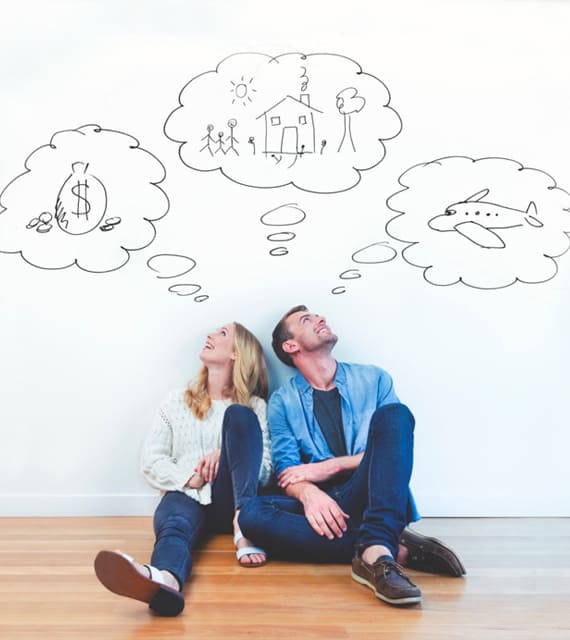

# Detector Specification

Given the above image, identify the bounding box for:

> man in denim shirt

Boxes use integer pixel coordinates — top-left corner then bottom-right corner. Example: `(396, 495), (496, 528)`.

(240, 305), (465, 606)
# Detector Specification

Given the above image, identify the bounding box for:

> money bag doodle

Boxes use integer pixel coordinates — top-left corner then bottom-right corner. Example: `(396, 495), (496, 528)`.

(55, 162), (108, 235)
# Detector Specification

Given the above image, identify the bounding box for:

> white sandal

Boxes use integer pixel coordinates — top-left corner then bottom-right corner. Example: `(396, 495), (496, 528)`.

(233, 531), (267, 567)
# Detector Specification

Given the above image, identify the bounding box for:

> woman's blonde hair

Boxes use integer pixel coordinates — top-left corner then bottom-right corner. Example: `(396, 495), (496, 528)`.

(184, 322), (268, 419)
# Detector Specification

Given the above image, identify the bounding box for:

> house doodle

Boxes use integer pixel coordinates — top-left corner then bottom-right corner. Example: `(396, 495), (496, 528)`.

(164, 52), (402, 194)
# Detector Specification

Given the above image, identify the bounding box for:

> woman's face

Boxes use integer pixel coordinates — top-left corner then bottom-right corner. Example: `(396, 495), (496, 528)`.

(200, 323), (236, 366)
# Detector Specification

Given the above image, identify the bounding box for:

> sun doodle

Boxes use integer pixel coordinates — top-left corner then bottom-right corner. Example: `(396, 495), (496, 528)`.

(229, 76), (257, 106)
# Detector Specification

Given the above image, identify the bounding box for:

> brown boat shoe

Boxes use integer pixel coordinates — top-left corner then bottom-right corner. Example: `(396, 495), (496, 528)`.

(400, 527), (466, 577)
(352, 553), (422, 606)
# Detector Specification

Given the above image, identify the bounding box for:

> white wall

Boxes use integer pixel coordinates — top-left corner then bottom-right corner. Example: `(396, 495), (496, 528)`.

(1, 0), (569, 516)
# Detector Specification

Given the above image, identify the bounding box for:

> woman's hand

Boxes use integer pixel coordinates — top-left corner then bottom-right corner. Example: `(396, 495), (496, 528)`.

(195, 449), (221, 483)
(186, 473), (206, 489)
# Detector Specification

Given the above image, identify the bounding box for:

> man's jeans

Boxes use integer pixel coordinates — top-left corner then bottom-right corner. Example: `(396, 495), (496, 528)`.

(150, 404), (263, 588)
(239, 402), (418, 562)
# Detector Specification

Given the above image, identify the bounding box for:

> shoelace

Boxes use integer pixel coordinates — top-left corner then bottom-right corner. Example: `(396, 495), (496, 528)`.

(375, 558), (409, 580)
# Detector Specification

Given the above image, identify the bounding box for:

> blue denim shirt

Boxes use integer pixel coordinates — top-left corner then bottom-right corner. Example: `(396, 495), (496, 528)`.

(268, 361), (400, 476)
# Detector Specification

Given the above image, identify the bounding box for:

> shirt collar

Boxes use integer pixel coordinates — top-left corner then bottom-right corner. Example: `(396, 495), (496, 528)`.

(294, 361), (345, 394)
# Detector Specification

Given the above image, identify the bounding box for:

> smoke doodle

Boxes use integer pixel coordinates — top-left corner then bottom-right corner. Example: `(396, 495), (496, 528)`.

(164, 52), (402, 194)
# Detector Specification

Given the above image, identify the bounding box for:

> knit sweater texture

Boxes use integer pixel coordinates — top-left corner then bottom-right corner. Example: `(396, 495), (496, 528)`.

(141, 388), (272, 505)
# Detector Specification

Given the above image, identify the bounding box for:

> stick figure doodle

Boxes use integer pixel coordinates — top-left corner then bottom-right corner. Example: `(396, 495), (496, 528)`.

(164, 51), (402, 194)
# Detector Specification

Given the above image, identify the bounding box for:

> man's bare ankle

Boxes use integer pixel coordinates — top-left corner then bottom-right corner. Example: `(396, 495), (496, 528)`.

(361, 544), (393, 565)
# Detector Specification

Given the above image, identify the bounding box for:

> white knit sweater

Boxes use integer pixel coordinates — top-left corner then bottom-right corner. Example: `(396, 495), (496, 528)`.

(141, 388), (272, 505)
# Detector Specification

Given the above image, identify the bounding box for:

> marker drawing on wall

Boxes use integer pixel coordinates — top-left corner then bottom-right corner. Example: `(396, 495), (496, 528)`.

(260, 203), (306, 256)
(146, 254), (209, 302)
(386, 156), (570, 289)
(0, 125), (168, 273)
(164, 52), (402, 194)
(428, 189), (542, 250)
(332, 242), (397, 294)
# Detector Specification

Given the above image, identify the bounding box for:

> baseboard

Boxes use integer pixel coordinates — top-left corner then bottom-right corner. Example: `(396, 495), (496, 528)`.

(0, 492), (566, 517)
(0, 493), (160, 517)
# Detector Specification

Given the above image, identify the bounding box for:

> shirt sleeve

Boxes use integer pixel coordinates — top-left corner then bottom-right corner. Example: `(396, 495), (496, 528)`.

(250, 396), (273, 486)
(140, 403), (191, 492)
(376, 368), (400, 407)
(268, 390), (303, 476)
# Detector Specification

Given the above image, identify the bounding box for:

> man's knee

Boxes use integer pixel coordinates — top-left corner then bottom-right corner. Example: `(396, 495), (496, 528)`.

(238, 497), (270, 536)
(370, 403), (415, 434)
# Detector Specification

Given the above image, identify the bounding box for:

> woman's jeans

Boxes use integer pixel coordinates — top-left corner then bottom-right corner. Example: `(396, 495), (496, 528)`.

(239, 403), (418, 562)
(150, 404), (263, 588)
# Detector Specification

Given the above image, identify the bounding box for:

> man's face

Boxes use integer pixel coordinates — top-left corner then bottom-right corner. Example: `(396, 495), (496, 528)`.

(284, 310), (338, 357)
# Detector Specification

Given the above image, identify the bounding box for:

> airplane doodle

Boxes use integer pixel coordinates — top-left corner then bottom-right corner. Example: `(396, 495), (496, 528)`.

(386, 156), (570, 289)
(428, 189), (543, 249)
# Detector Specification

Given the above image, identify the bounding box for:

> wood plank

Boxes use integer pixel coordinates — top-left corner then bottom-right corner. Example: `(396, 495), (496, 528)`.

(0, 518), (568, 640)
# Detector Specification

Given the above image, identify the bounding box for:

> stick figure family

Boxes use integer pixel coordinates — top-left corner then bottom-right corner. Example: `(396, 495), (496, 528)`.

(200, 120), (239, 156)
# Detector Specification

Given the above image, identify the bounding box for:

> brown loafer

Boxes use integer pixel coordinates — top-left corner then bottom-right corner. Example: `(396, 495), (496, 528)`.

(352, 553), (422, 606)
(400, 527), (466, 577)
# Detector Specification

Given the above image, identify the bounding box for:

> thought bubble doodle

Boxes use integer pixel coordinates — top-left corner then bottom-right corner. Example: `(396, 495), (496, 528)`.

(386, 156), (570, 289)
(332, 241), (397, 294)
(164, 52), (402, 194)
(260, 203), (306, 256)
(0, 124), (168, 272)
(147, 253), (209, 302)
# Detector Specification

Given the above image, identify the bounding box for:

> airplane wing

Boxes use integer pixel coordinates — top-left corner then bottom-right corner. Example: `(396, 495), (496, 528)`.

(454, 221), (506, 249)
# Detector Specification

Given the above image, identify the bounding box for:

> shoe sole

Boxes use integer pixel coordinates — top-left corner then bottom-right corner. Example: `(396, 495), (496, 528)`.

(351, 570), (422, 605)
(94, 550), (184, 616)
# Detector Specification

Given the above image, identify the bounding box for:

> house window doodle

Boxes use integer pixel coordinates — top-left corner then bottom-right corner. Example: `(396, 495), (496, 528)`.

(164, 52), (402, 194)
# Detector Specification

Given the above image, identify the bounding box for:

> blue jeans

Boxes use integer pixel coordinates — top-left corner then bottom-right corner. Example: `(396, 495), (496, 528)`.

(239, 403), (419, 562)
(150, 404), (263, 588)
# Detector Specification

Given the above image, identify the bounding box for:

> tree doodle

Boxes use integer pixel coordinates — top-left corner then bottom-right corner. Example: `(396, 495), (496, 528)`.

(259, 203), (306, 256)
(386, 156), (570, 289)
(164, 52), (402, 194)
(0, 125), (168, 273)
(331, 242), (397, 295)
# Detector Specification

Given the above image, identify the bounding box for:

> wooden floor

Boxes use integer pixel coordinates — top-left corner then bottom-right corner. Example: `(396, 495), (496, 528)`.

(0, 518), (568, 640)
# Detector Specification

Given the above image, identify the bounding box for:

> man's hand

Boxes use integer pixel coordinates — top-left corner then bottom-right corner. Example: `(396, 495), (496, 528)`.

(286, 481), (349, 540)
(195, 449), (221, 483)
(277, 460), (339, 488)
(277, 454), (363, 489)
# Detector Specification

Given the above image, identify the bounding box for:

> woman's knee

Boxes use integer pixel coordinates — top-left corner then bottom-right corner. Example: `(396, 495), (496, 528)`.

(154, 492), (204, 536)
(223, 404), (260, 435)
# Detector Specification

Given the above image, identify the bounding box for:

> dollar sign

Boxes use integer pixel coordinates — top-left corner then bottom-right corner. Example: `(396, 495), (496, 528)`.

(55, 162), (107, 235)
(71, 179), (91, 219)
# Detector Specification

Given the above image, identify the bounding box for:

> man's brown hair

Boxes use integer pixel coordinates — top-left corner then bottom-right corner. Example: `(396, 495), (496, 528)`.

(271, 305), (308, 367)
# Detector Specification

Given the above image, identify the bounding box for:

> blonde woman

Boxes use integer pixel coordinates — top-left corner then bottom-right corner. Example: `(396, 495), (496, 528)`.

(94, 322), (272, 616)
